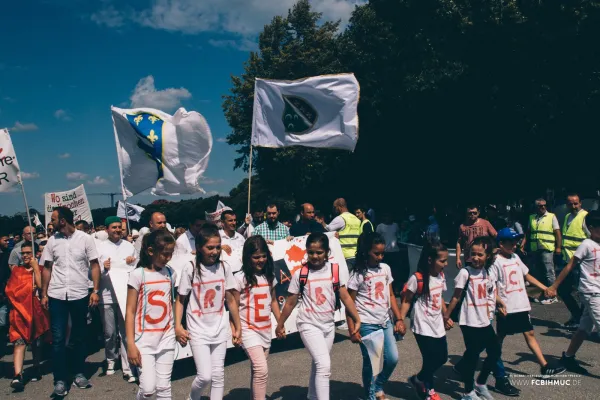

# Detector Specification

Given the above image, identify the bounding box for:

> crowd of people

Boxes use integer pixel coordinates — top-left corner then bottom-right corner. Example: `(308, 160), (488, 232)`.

(0, 193), (598, 400)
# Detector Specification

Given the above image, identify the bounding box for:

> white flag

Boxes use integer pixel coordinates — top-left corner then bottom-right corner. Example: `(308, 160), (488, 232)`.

(117, 201), (145, 222)
(111, 106), (213, 197)
(0, 128), (22, 193)
(33, 213), (43, 227)
(251, 74), (359, 151)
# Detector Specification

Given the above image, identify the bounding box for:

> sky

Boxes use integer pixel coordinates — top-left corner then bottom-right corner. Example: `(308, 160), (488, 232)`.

(0, 0), (362, 215)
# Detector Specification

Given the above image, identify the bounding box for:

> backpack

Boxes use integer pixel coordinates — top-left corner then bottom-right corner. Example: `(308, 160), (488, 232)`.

(401, 271), (424, 300)
(299, 263), (341, 310)
(450, 268), (471, 323)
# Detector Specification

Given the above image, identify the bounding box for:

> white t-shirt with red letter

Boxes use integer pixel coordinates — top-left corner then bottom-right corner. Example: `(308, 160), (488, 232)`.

(489, 253), (530, 314)
(178, 261), (236, 345)
(407, 272), (447, 338)
(454, 266), (492, 328)
(127, 267), (177, 355)
(574, 239), (600, 294)
(232, 273), (273, 349)
(287, 262), (348, 333)
(347, 263), (394, 325)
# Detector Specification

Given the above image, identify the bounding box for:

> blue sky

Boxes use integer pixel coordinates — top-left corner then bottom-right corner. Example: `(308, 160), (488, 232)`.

(0, 0), (361, 215)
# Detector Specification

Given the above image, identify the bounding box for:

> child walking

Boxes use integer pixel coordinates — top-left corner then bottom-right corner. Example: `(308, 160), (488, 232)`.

(401, 241), (452, 400)
(445, 236), (501, 400)
(347, 233), (402, 400)
(230, 236), (281, 400)
(276, 233), (361, 400)
(125, 230), (177, 400)
(174, 224), (241, 400)
(6, 243), (50, 391)
(547, 211), (600, 374)
(490, 228), (565, 396)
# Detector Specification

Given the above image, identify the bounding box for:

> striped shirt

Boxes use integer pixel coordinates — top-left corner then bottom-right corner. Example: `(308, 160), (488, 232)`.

(252, 221), (289, 241)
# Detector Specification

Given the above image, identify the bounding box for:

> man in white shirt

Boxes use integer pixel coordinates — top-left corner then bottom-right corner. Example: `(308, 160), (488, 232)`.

(220, 210), (246, 256)
(133, 212), (167, 256)
(40, 207), (100, 396)
(175, 215), (204, 257)
(96, 216), (137, 381)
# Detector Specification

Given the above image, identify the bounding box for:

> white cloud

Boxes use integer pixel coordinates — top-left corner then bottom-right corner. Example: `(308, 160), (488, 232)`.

(200, 177), (225, 185)
(216, 137), (227, 143)
(208, 38), (258, 52)
(10, 121), (38, 132)
(20, 172), (40, 179)
(91, 5), (126, 28)
(66, 172), (88, 180)
(54, 109), (72, 121)
(58, 153), (71, 159)
(88, 176), (109, 185)
(130, 75), (192, 110)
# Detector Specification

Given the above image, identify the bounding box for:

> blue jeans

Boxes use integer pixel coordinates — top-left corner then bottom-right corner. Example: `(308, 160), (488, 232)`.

(0, 303), (8, 327)
(49, 296), (89, 383)
(359, 321), (399, 399)
(494, 336), (507, 379)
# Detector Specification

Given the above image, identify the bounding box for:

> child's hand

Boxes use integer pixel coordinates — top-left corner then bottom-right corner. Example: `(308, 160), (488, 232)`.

(276, 324), (286, 339)
(395, 320), (406, 336)
(232, 326), (242, 347)
(127, 344), (142, 367)
(350, 331), (362, 343)
(445, 318), (454, 330)
(545, 286), (557, 298)
(350, 319), (361, 336)
(497, 303), (508, 318)
(175, 326), (191, 347)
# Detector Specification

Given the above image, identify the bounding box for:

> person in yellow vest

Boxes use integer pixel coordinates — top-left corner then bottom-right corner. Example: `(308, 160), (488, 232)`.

(354, 206), (374, 235)
(558, 194), (590, 330)
(520, 198), (562, 304)
(320, 198), (361, 271)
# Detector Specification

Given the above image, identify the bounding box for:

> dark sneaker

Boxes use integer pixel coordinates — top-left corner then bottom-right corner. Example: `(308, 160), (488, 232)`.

(409, 375), (427, 400)
(494, 377), (520, 397)
(30, 367), (42, 382)
(562, 319), (580, 331)
(72, 374), (92, 389)
(53, 380), (69, 397)
(560, 353), (588, 375)
(541, 363), (566, 378)
(10, 373), (25, 391)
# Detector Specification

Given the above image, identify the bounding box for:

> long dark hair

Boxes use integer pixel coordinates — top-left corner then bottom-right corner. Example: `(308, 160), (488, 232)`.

(416, 241), (448, 300)
(306, 233), (330, 269)
(470, 236), (496, 271)
(137, 229), (176, 269)
(241, 236), (275, 287)
(354, 232), (386, 276)
(194, 224), (222, 278)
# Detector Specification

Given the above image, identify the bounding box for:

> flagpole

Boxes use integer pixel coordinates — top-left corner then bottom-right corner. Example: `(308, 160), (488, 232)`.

(247, 145), (253, 215)
(18, 178), (35, 255)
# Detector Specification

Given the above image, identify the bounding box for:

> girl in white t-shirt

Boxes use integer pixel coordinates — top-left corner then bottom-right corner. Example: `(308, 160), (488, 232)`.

(444, 236), (501, 400)
(347, 232), (402, 400)
(276, 233), (361, 400)
(229, 236), (281, 400)
(125, 230), (177, 400)
(174, 224), (241, 400)
(400, 241), (452, 400)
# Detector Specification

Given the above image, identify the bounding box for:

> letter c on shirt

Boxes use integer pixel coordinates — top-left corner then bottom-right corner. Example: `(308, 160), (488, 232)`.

(509, 270), (518, 286)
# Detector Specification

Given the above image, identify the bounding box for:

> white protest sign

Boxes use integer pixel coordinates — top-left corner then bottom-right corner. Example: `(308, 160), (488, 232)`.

(44, 184), (93, 224)
(0, 129), (21, 193)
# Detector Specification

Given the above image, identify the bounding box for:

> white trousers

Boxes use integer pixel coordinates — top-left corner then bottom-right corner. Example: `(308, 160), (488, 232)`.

(137, 349), (175, 399)
(99, 304), (132, 376)
(189, 341), (228, 400)
(299, 325), (335, 400)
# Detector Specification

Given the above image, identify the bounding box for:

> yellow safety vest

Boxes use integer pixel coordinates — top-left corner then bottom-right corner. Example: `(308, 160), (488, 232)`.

(562, 210), (588, 260)
(339, 212), (361, 259)
(359, 219), (374, 235)
(529, 213), (556, 252)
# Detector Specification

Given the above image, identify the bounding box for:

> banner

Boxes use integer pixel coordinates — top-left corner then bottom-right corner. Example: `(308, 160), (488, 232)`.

(0, 128), (21, 193)
(117, 201), (145, 222)
(205, 201), (232, 228)
(44, 184), (92, 225)
(251, 74), (360, 151)
(111, 106), (213, 197)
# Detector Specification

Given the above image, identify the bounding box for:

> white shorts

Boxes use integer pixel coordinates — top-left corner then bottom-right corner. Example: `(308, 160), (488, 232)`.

(579, 293), (600, 334)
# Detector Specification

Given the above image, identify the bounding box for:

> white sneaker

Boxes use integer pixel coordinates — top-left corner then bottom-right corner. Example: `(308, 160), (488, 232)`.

(127, 375), (137, 383)
(106, 360), (116, 376)
(540, 297), (559, 305)
(475, 384), (494, 400)
(461, 390), (482, 400)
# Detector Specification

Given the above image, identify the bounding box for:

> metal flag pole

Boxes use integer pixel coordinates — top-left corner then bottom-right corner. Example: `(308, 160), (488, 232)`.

(247, 145), (253, 215)
(18, 178), (35, 255)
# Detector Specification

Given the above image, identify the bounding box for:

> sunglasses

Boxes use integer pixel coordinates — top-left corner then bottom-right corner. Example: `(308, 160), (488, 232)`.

(537, 204), (547, 208)
(467, 211), (478, 215)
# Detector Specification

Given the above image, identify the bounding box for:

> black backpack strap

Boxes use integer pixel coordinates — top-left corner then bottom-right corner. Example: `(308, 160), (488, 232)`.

(298, 264), (310, 298)
(331, 263), (341, 310)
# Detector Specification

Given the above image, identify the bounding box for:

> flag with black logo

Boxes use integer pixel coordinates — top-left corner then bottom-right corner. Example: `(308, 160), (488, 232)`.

(251, 74), (359, 151)
(117, 201), (145, 222)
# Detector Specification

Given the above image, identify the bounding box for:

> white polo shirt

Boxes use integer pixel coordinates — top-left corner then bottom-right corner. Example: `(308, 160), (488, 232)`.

(97, 238), (137, 304)
(219, 229), (246, 253)
(41, 229), (99, 301)
(175, 230), (196, 257)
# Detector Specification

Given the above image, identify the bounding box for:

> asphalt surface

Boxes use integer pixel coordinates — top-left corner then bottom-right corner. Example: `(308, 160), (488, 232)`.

(1, 299), (599, 399)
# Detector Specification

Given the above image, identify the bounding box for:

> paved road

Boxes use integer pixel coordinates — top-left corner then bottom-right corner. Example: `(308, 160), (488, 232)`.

(1, 300), (598, 399)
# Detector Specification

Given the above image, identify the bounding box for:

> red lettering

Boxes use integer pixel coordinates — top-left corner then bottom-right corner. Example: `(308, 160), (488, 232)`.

(204, 289), (216, 308)
(253, 293), (269, 322)
(315, 287), (327, 305)
(280, 270), (290, 284)
(431, 293), (441, 310)
(145, 291), (167, 324)
(374, 281), (385, 300)
(477, 283), (486, 299)
(509, 270), (518, 286)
